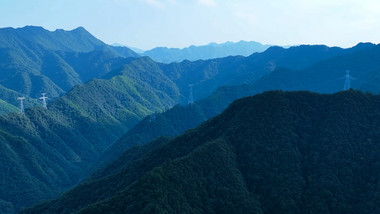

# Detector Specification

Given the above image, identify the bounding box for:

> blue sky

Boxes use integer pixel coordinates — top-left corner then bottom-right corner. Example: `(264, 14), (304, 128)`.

(1, 0), (380, 50)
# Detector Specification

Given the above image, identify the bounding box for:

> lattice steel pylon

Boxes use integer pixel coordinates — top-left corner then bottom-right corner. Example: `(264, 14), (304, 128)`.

(17, 97), (25, 113)
(39, 93), (48, 109)
(188, 84), (194, 105)
(340, 70), (356, 90)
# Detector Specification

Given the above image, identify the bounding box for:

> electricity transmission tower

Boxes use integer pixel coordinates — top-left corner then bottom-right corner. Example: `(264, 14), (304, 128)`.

(39, 93), (48, 109)
(340, 70), (356, 90)
(17, 97), (25, 113)
(188, 84), (194, 105)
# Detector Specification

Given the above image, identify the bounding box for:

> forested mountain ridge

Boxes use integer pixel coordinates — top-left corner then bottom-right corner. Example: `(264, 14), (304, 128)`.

(1, 25), (379, 213)
(160, 44), (349, 102)
(0, 25), (376, 105)
(94, 83), (255, 169)
(95, 42), (380, 172)
(142, 40), (270, 63)
(0, 57), (179, 213)
(22, 90), (380, 214)
(0, 25), (372, 106)
(248, 43), (380, 94)
(0, 26), (138, 98)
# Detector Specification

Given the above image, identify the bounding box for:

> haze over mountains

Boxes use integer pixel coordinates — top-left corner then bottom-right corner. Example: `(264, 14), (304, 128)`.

(0, 25), (344, 113)
(136, 41), (271, 63)
(1, 25), (380, 213)
(95, 42), (380, 171)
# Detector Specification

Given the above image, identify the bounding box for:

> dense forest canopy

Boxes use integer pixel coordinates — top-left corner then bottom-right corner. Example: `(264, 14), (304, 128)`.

(22, 90), (380, 214)
(2, 26), (380, 214)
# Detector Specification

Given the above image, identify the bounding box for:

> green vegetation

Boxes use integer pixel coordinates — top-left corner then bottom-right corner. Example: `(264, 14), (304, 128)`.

(94, 83), (255, 169)
(160, 44), (347, 102)
(93, 43), (380, 180)
(0, 85), (40, 115)
(93, 104), (207, 171)
(0, 56), (179, 212)
(0, 99), (18, 115)
(0, 199), (14, 214)
(0, 26), (139, 98)
(22, 90), (380, 213)
(249, 43), (380, 94)
(2, 25), (380, 214)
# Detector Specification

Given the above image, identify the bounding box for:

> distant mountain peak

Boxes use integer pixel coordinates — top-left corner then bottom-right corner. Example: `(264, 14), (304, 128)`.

(71, 26), (90, 34)
(351, 42), (376, 50)
(73, 26), (86, 31)
(20, 25), (44, 29)
(143, 40), (271, 63)
(12, 25), (91, 35)
(0, 25), (139, 98)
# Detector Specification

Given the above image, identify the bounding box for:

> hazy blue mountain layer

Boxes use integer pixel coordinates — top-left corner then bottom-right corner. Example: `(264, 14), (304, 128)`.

(0, 25), (368, 107)
(160, 44), (348, 102)
(247, 43), (380, 94)
(142, 41), (270, 63)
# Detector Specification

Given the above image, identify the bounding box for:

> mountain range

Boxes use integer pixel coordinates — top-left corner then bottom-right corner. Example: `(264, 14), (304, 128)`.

(249, 42), (380, 94)
(0, 25), (347, 108)
(0, 26), (372, 109)
(22, 90), (380, 214)
(94, 42), (380, 171)
(0, 56), (179, 213)
(0, 26), (138, 100)
(1, 25), (380, 213)
(139, 41), (271, 63)
(159, 44), (347, 102)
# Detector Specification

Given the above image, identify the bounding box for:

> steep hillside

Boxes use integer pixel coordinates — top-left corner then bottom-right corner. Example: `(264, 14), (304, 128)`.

(0, 99), (19, 115)
(0, 85), (40, 115)
(94, 104), (207, 170)
(0, 26), (138, 98)
(22, 90), (380, 214)
(98, 42), (380, 169)
(143, 41), (270, 63)
(95, 84), (254, 169)
(0, 57), (179, 213)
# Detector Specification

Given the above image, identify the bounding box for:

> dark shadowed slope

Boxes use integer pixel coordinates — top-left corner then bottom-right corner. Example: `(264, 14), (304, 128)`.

(95, 83), (255, 169)
(22, 90), (380, 214)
